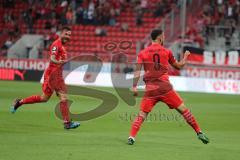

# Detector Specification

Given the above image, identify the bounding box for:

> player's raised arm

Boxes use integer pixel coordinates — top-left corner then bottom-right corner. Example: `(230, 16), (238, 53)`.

(171, 50), (191, 70)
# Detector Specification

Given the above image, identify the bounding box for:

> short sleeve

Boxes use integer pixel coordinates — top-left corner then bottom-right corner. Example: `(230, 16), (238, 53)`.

(137, 51), (143, 63)
(168, 50), (176, 64)
(50, 45), (58, 56)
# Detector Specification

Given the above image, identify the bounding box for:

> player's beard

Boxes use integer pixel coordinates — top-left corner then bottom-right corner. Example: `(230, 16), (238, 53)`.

(159, 39), (164, 46)
(62, 38), (70, 44)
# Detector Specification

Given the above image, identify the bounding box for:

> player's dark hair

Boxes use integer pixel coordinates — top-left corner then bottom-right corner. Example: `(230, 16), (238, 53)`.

(151, 29), (163, 40)
(61, 26), (71, 31)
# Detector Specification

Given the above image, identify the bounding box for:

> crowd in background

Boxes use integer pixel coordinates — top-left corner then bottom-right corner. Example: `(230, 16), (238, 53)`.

(186, 0), (240, 48)
(2, 0), (240, 57)
(0, 0), (177, 56)
(2, 0), (177, 31)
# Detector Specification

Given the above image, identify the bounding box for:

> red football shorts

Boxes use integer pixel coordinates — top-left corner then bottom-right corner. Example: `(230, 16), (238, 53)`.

(140, 89), (183, 113)
(42, 69), (67, 96)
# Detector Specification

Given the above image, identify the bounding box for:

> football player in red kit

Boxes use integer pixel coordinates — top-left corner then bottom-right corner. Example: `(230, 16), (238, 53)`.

(128, 29), (209, 145)
(11, 26), (80, 129)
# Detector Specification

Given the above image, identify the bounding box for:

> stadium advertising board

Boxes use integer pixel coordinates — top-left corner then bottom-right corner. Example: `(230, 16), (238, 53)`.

(183, 46), (240, 66)
(39, 63), (240, 95)
(181, 66), (240, 80)
(0, 58), (49, 81)
(182, 46), (240, 80)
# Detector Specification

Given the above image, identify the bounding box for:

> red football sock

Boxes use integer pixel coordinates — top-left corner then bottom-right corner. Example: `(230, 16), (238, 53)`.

(60, 100), (70, 123)
(20, 95), (44, 105)
(182, 109), (201, 133)
(129, 115), (145, 138)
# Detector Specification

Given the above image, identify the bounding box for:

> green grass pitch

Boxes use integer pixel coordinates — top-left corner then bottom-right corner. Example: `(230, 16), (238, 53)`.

(0, 80), (240, 160)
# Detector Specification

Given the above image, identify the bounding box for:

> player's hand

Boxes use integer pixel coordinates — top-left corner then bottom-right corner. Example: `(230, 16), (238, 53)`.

(184, 50), (191, 58)
(132, 86), (138, 96)
(59, 60), (67, 64)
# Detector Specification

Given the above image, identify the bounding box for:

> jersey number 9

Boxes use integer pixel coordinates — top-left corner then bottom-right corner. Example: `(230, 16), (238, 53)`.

(153, 53), (160, 70)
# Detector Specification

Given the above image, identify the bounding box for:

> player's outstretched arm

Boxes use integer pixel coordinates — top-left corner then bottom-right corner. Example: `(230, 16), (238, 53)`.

(171, 50), (190, 70)
(132, 63), (142, 96)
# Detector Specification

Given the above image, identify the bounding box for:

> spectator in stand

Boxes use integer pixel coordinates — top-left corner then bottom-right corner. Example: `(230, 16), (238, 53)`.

(135, 1), (144, 26)
(185, 26), (204, 47)
(95, 27), (107, 36)
(8, 21), (15, 37)
(156, 0), (173, 17)
(109, 7), (116, 26)
(3, 37), (13, 49)
(109, 13), (116, 26)
(22, 7), (35, 33)
(141, 0), (148, 12)
(101, 1), (111, 25)
(233, 1), (240, 24)
(66, 7), (74, 24)
(55, 2), (64, 20)
(13, 22), (20, 37)
(76, 5), (84, 24)
(57, 1), (69, 24)
(154, 1), (164, 17)
(111, 0), (121, 16)
(3, 11), (15, 23)
(96, 2), (105, 25)
(121, 23), (129, 32)
(87, 0), (96, 24)
(203, 11), (213, 37)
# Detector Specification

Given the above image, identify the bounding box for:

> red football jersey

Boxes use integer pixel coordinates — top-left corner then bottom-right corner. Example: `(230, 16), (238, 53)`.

(45, 38), (67, 78)
(49, 38), (67, 67)
(137, 43), (176, 82)
(48, 38), (67, 71)
(42, 38), (67, 96)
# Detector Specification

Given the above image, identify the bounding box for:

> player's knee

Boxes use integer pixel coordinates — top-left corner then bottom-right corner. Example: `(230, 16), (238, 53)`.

(176, 103), (187, 113)
(60, 98), (67, 102)
(59, 95), (67, 101)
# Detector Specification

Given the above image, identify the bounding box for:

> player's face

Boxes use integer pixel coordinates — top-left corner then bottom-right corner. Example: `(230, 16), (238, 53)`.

(61, 30), (71, 44)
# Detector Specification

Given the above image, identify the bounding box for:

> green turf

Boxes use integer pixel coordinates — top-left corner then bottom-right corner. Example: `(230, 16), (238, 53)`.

(0, 80), (240, 160)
